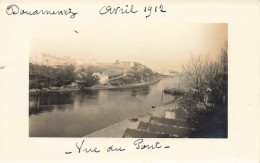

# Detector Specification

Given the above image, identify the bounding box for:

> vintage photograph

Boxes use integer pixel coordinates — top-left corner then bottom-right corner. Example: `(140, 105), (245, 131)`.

(29, 23), (228, 138)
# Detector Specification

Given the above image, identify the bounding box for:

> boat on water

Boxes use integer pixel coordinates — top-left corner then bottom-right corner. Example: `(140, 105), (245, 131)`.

(163, 88), (184, 96)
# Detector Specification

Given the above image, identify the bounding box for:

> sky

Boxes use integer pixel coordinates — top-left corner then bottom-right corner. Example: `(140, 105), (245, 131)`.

(29, 10), (227, 73)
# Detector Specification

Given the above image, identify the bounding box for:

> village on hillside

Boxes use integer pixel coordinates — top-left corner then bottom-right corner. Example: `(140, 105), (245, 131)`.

(29, 54), (166, 92)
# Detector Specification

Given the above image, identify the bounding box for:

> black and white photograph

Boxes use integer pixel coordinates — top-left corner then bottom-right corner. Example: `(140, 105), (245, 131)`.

(29, 24), (228, 138)
(1, 0), (259, 162)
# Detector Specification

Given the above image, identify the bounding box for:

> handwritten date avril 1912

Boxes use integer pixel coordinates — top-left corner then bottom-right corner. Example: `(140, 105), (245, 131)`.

(6, 4), (165, 19)
(65, 139), (170, 154)
(99, 4), (166, 18)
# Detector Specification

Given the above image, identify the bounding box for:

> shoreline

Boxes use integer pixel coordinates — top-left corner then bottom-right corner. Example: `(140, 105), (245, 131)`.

(29, 78), (161, 94)
(83, 78), (160, 90)
(85, 98), (180, 138)
(29, 88), (80, 94)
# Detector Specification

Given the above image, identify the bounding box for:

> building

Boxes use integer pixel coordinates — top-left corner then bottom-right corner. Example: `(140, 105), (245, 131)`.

(30, 54), (77, 67)
(92, 72), (108, 84)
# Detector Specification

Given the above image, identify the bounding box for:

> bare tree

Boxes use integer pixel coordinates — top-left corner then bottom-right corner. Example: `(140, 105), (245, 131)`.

(179, 42), (228, 137)
(181, 42), (228, 110)
(181, 55), (209, 108)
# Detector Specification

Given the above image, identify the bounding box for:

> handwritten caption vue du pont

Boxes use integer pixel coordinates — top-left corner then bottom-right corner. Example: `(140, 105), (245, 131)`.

(5, 4), (166, 19)
(65, 139), (170, 154)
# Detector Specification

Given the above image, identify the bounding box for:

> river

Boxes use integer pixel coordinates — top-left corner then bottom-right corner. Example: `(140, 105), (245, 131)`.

(29, 77), (180, 137)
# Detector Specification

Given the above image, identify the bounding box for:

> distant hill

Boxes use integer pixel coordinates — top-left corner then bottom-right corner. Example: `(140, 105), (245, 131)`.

(79, 63), (126, 77)
(108, 62), (158, 86)
(29, 61), (159, 89)
(78, 62), (158, 86)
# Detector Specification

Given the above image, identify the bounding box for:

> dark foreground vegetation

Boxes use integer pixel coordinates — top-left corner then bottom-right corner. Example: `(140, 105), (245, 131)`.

(180, 42), (228, 138)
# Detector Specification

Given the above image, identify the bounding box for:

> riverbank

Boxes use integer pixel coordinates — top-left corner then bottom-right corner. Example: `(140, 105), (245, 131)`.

(29, 78), (161, 94)
(83, 78), (160, 90)
(85, 97), (180, 138)
(29, 87), (80, 94)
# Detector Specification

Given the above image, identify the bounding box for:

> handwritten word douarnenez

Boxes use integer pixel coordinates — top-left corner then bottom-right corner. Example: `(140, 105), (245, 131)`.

(6, 4), (78, 18)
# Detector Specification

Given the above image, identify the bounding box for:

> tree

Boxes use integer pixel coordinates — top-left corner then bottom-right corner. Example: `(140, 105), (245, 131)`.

(181, 42), (228, 108)
(29, 64), (77, 89)
(78, 72), (100, 87)
(180, 42), (228, 137)
(181, 55), (210, 108)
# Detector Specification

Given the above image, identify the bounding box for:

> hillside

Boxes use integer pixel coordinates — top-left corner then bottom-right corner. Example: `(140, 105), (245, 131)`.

(78, 62), (158, 87)
(107, 62), (158, 86)
(29, 61), (159, 90)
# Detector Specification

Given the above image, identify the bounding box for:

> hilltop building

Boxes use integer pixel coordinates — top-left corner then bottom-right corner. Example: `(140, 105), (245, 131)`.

(92, 72), (109, 84)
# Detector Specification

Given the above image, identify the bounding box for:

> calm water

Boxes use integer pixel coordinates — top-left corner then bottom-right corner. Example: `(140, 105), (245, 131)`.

(29, 77), (179, 137)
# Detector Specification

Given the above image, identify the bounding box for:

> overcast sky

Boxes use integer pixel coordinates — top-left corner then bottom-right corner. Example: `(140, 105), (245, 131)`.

(29, 8), (227, 72)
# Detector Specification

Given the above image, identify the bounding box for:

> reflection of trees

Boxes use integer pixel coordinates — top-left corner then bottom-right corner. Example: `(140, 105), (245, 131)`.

(76, 90), (100, 103)
(29, 92), (75, 116)
(29, 90), (102, 115)
(29, 106), (54, 116)
(81, 90), (99, 96)
(30, 92), (74, 106)
(29, 105), (72, 116)
(131, 86), (150, 97)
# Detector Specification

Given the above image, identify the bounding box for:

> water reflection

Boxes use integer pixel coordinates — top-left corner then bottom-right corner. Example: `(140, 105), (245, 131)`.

(29, 106), (54, 116)
(30, 92), (74, 106)
(29, 78), (179, 137)
(29, 92), (75, 116)
(129, 86), (150, 97)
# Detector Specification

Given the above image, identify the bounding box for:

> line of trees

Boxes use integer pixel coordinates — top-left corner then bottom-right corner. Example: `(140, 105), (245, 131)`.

(29, 64), (76, 89)
(29, 64), (100, 89)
